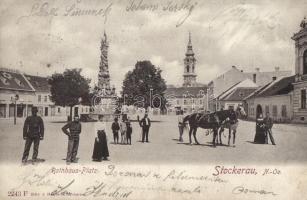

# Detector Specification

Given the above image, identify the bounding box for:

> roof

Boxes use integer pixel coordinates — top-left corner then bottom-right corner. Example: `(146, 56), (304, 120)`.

(257, 75), (295, 97)
(24, 74), (50, 93)
(243, 70), (292, 86)
(220, 87), (257, 101)
(217, 78), (258, 100)
(244, 75), (295, 99)
(0, 69), (35, 92)
(165, 86), (207, 98)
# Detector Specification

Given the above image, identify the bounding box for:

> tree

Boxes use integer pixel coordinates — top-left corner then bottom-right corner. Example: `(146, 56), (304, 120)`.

(122, 61), (167, 110)
(48, 68), (91, 120)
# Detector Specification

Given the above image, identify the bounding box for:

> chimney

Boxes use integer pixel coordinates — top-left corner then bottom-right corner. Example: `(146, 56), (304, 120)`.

(253, 73), (257, 83)
(255, 67), (260, 72)
(275, 67), (280, 71)
(272, 76), (277, 81)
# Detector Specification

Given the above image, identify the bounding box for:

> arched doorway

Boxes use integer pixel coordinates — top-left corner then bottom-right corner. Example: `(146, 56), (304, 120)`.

(256, 104), (263, 118)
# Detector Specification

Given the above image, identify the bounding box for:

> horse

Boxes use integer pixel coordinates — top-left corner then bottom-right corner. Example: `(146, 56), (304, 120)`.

(216, 106), (247, 147)
(183, 107), (246, 147)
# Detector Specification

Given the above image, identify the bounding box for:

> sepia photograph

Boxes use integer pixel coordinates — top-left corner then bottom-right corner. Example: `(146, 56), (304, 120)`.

(0, 0), (307, 199)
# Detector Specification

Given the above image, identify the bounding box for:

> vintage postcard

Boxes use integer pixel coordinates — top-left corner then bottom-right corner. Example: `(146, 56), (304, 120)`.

(0, 0), (307, 199)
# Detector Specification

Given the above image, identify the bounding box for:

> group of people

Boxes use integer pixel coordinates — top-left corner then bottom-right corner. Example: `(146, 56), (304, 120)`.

(21, 107), (152, 165)
(21, 107), (276, 165)
(177, 108), (276, 146)
(254, 112), (276, 145)
(111, 115), (132, 145)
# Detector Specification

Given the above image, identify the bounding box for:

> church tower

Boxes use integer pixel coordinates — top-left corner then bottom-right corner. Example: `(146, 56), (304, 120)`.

(183, 32), (197, 87)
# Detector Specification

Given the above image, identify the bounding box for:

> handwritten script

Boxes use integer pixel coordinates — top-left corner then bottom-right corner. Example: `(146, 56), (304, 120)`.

(17, 0), (198, 27)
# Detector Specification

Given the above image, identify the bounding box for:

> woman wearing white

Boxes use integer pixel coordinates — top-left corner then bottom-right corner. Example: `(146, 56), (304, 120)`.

(92, 115), (109, 161)
(120, 118), (127, 144)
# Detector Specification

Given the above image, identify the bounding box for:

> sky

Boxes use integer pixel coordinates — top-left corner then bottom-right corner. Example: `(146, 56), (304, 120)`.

(0, 0), (306, 93)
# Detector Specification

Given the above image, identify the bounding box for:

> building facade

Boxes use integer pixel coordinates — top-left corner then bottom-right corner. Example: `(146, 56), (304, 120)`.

(292, 18), (307, 123)
(244, 76), (295, 122)
(208, 66), (250, 111)
(0, 68), (90, 119)
(219, 87), (257, 111)
(208, 66), (292, 112)
(165, 86), (207, 114)
(0, 68), (35, 118)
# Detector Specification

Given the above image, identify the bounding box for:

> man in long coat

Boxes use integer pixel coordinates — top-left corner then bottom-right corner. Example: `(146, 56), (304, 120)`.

(140, 114), (151, 143)
(22, 107), (44, 163)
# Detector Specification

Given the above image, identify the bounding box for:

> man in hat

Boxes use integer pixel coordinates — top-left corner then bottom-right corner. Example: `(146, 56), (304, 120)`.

(140, 113), (151, 143)
(264, 112), (276, 145)
(62, 115), (82, 164)
(22, 106), (44, 163)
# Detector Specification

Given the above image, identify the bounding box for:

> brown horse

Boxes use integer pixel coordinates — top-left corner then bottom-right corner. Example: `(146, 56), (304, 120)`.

(183, 107), (246, 147)
(217, 106), (246, 147)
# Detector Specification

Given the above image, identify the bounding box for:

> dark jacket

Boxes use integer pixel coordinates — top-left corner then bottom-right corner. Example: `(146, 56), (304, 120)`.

(111, 122), (120, 133)
(23, 115), (44, 138)
(229, 111), (238, 124)
(126, 122), (132, 136)
(140, 117), (151, 128)
(62, 121), (81, 138)
(264, 117), (273, 129)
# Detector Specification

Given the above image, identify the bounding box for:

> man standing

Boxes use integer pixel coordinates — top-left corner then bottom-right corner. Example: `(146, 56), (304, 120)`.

(22, 107), (44, 164)
(140, 114), (151, 143)
(62, 115), (82, 164)
(178, 110), (184, 142)
(264, 112), (276, 145)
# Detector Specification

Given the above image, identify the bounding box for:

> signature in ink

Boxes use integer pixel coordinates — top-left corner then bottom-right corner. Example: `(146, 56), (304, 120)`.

(232, 186), (278, 196)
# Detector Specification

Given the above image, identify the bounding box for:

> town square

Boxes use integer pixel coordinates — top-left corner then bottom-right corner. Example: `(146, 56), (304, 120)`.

(0, 115), (307, 164)
(0, 0), (307, 199)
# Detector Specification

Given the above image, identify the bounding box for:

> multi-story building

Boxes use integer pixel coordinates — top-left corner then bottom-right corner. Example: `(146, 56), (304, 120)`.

(0, 68), (35, 118)
(208, 66), (292, 111)
(292, 18), (307, 123)
(0, 68), (90, 119)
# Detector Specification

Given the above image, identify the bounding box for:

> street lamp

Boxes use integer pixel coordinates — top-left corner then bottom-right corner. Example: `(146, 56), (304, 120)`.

(11, 94), (19, 125)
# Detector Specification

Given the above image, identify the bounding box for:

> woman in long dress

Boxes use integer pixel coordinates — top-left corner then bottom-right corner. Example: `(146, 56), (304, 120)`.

(254, 114), (266, 144)
(92, 115), (109, 161)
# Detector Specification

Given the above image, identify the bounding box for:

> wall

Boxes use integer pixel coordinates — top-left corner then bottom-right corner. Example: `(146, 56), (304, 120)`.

(245, 94), (293, 122)
(166, 95), (207, 114)
(292, 81), (307, 123)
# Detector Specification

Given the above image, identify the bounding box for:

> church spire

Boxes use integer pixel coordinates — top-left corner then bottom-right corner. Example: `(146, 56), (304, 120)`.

(186, 31), (194, 56)
(183, 32), (197, 87)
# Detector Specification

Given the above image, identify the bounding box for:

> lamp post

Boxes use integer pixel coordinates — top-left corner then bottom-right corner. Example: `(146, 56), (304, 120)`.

(11, 94), (19, 125)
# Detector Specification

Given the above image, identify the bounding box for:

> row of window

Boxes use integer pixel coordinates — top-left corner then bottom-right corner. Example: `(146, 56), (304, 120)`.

(181, 99), (203, 105)
(37, 95), (51, 103)
(249, 105), (288, 117)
